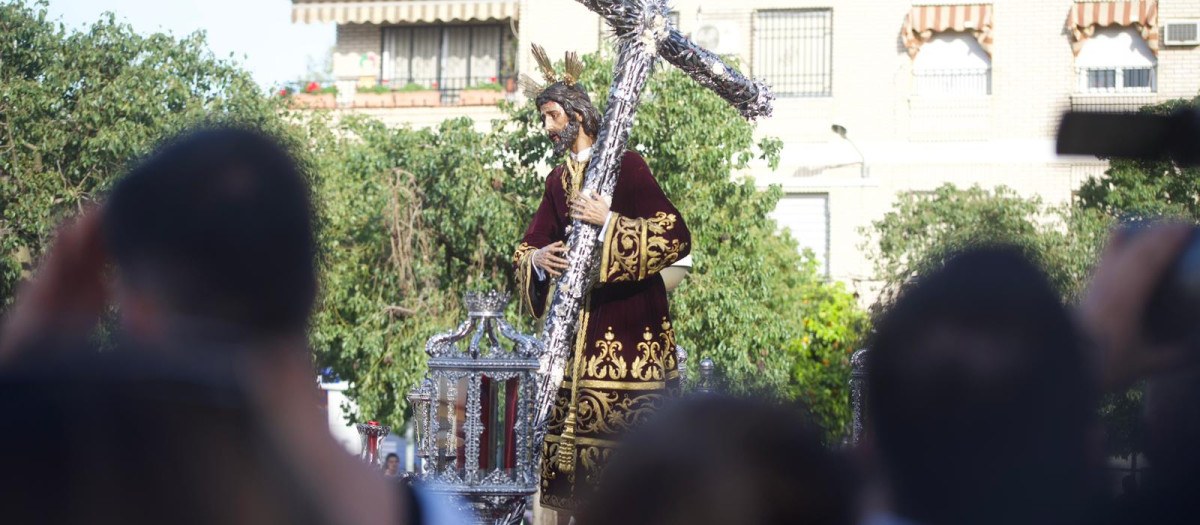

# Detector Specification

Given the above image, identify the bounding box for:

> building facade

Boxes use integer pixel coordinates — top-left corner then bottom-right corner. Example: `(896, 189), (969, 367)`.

(293, 0), (1200, 301)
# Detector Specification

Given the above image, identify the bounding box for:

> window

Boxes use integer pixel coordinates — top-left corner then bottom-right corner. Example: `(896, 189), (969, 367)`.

(382, 24), (507, 103)
(754, 9), (833, 97)
(912, 31), (991, 96)
(1075, 27), (1156, 94)
(770, 193), (830, 275)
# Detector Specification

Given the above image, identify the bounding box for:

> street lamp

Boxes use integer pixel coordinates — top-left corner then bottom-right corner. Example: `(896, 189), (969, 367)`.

(832, 124), (869, 179)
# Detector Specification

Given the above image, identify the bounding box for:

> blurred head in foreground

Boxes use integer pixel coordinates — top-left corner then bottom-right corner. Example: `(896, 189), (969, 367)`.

(104, 126), (316, 345)
(578, 396), (855, 525)
(1139, 365), (1200, 523)
(868, 246), (1098, 525)
(0, 351), (325, 525)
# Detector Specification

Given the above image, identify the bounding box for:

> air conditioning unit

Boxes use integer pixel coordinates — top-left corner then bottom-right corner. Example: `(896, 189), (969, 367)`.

(693, 21), (742, 56)
(1162, 20), (1200, 46)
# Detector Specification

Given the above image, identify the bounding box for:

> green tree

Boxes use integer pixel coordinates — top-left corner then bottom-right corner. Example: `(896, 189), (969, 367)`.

(0, 2), (312, 308)
(317, 52), (869, 430)
(1073, 95), (1200, 458)
(308, 115), (543, 424)
(1076, 96), (1200, 219)
(786, 253), (870, 444)
(864, 184), (1109, 309)
(863, 183), (1170, 455)
(494, 52), (859, 397)
(0, 4), (869, 438)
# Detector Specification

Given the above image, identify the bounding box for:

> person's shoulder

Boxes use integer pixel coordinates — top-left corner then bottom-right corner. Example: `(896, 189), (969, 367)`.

(620, 150), (652, 175)
(543, 163), (564, 189)
(622, 150), (648, 165)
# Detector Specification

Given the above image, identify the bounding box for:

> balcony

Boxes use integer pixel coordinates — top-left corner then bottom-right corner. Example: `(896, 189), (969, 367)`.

(912, 68), (992, 97)
(283, 76), (517, 110)
(1069, 93), (1159, 113)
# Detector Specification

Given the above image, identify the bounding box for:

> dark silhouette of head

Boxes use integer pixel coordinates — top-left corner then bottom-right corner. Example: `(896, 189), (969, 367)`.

(578, 396), (855, 525)
(1145, 365), (1200, 484)
(537, 81), (601, 158)
(104, 127), (316, 342)
(0, 351), (329, 525)
(867, 246), (1098, 525)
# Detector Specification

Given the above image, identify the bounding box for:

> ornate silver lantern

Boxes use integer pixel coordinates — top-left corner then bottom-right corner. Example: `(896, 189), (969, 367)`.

(407, 377), (434, 474)
(356, 421), (391, 467)
(409, 291), (542, 524)
(695, 357), (716, 394)
(849, 348), (871, 445)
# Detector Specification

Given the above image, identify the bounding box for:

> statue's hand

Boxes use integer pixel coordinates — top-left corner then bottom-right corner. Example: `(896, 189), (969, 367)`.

(533, 241), (569, 278)
(569, 190), (610, 227)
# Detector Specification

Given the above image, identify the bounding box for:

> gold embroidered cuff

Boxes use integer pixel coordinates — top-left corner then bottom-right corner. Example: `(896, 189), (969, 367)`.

(513, 242), (540, 316)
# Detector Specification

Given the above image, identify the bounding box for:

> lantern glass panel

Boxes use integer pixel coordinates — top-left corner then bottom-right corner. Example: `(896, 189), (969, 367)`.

(434, 376), (458, 468)
(453, 375), (470, 475)
(481, 374), (521, 481)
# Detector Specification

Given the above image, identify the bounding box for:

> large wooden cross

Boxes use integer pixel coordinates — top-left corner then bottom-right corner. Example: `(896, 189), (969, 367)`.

(532, 0), (774, 436)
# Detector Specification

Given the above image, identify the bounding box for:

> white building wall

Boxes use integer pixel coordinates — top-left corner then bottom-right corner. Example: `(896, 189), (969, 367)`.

(319, 0), (1200, 303)
(334, 23), (385, 84)
(1159, 0), (1200, 99)
(320, 380), (362, 454)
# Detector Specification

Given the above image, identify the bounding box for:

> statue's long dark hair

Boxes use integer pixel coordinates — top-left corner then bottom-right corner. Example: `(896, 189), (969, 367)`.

(536, 82), (602, 139)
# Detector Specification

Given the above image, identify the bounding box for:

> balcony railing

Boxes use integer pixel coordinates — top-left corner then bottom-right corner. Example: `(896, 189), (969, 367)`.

(281, 77), (517, 110)
(1069, 93), (1158, 113)
(381, 76), (515, 106)
(912, 68), (992, 97)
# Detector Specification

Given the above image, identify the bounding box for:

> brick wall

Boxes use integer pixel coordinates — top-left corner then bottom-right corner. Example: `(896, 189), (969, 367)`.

(1158, 1), (1200, 99)
(333, 24), (383, 81)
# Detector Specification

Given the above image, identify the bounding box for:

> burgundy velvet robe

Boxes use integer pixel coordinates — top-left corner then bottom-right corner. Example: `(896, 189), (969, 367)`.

(512, 151), (690, 512)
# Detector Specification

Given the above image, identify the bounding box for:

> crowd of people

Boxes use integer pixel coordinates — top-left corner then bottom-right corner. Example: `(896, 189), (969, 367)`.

(1, 125), (1198, 525)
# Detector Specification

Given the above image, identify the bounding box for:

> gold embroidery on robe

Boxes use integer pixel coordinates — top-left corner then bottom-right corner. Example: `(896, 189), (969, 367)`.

(586, 328), (628, 380)
(541, 440), (558, 487)
(575, 389), (664, 435)
(660, 318), (677, 366)
(562, 158), (585, 203)
(631, 327), (665, 381)
(548, 388), (570, 433)
(580, 445), (613, 485)
(599, 211), (687, 283)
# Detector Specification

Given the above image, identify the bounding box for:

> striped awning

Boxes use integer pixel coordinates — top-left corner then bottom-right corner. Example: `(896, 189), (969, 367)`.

(901, 4), (995, 58)
(292, 1), (519, 24)
(1069, 1), (1158, 56)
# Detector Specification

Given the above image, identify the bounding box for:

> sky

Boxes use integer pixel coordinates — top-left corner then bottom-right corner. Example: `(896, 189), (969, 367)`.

(45, 0), (336, 90)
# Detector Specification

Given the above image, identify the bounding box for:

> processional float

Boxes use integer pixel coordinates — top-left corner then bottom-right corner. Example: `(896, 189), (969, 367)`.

(402, 0), (774, 522)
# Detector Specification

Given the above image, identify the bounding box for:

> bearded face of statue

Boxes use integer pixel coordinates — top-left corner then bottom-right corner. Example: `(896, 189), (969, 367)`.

(540, 100), (581, 159)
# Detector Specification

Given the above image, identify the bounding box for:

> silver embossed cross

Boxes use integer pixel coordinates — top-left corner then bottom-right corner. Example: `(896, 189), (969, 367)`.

(533, 0), (774, 441)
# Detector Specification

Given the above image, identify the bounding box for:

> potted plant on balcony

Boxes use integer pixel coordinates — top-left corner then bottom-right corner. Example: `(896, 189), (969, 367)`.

(354, 84), (396, 108)
(459, 78), (506, 106)
(392, 82), (441, 107)
(289, 82), (337, 109)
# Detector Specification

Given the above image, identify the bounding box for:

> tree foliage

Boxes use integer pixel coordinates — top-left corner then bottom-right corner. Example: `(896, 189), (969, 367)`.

(863, 177), (1200, 456)
(308, 115), (543, 424)
(785, 254), (870, 444)
(1076, 96), (1200, 219)
(320, 52), (867, 428)
(0, 2), (310, 307)
(865, 184), (1110, 309)
(1, 3), (869, 438)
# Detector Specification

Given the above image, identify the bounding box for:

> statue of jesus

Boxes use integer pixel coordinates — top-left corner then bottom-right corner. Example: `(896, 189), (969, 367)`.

(512, 47), (691, 517)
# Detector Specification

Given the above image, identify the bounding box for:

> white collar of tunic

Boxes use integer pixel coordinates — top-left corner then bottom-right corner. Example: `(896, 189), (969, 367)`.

(570, 146), (593, 163)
